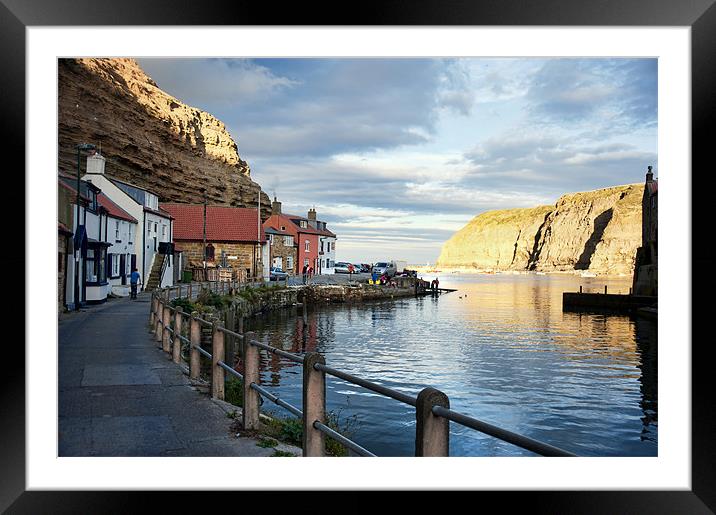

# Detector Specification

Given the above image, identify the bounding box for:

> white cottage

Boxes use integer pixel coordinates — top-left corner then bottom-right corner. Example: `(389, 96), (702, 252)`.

(82, 153), (176, 290)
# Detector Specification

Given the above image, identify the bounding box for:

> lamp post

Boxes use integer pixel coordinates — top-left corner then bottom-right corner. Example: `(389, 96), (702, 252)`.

(74, 143), (96, 311)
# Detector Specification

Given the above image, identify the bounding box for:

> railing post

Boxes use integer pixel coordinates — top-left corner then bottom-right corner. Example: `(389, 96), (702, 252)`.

(155, 298), (164, 345)
(162, 305), (172, 353)
(579, 285), (583, 294)
(243, 331), (260, 431)
(211, 322), (225, 400)
(302, 352), (326, 457)
(190, 313), (201, 380)
(604, 285), (608, 294)
(149, 292), (156, 328)
(415, 387), (450, 457)
(173, 307), (183, 364)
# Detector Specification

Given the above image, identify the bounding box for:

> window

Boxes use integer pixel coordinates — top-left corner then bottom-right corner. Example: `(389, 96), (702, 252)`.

(205, 243), (215, 261)
(300, 221), (307, 228)
(111, 254), (120, 277)
(154, 222), (157, 233)
(305, 240), (310, 252)
(115, 220), (120, 241)
(284, 235), (293, 246)
(128, 225), (133, 243)
(281, 226), (286, 231)
(85, 249), (97, 282)
(320, 240), (324, 252)
(85, 246), (107, 283)
(161, 224), (166, 238)
(269, 234), (274, 245)
(304, 259), (309, 267)
(287, 256), (293, 270)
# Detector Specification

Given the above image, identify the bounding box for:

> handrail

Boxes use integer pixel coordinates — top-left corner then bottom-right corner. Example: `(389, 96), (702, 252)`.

(431, 406), (576, 457)
(314, 362), (417, 407)
(151, 280), (578, 458)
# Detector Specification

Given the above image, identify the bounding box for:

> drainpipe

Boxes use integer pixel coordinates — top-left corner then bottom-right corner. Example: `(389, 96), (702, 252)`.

(141, 210), (146, 291)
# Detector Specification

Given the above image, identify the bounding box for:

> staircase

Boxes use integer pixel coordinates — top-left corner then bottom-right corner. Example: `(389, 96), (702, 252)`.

(145, 254), (166, 291)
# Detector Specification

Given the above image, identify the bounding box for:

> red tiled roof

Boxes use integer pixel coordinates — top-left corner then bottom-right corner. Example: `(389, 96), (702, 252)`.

(98, 193), (137, 223)
(161, 203), (265, 242)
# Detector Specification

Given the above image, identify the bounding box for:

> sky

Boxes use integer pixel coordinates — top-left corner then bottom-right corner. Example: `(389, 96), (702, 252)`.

(137, 58), (657, 264)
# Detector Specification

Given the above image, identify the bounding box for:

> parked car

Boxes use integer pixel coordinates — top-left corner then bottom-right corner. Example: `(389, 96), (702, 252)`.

(372, 261), (397, 278)
(269, 267), (289, 281)
(360, 263), (372, 273)
(334, 262), (354, 274)
(353, 264), (365, 274)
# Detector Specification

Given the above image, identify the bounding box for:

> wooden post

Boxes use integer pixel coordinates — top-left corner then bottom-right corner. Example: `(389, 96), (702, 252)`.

(155, 299), (163, 345)
(190, 313), (201, 380)
(211, 322), (225, 400)
(162, 306), (172, 353)
(579, 285), (582, 294)
(149, 292), (156, 328)
(604, 285), (608, 294)
(629, 287), (632, 295)
(415, 387), (450, 457)
(243, 331), (260, 431)
(302, 352), (326, 457)
(173, 307), (183, 364)
(237, 316), (244, 356)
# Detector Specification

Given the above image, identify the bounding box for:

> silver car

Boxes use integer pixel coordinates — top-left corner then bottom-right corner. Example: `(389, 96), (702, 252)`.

(372, 261), (396, 278)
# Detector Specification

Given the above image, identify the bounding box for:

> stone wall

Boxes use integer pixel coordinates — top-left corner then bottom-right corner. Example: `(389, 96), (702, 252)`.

(178, 240), (261, 277)
(269, 235), (297, 274)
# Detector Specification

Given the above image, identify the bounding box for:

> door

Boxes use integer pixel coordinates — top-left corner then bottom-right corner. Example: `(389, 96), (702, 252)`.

(120, 254), (126, 285)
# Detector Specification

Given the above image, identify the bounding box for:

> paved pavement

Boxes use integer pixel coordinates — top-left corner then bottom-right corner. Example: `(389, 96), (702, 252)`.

(58, 292), (298, 457)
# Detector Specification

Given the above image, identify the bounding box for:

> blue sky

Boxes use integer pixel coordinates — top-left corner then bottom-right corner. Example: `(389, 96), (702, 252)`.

(138, 58), (657, 264)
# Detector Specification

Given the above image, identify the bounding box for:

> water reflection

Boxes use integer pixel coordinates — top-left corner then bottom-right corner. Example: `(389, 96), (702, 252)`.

(243, 274), (657, 457)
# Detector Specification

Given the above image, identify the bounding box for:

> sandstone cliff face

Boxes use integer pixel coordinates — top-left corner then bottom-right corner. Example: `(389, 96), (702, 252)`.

(436, 184), (642, 274)
(58, 58), (271, 217)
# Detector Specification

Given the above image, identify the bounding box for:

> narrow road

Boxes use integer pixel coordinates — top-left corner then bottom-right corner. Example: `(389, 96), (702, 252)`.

(58, 292), (288, 457)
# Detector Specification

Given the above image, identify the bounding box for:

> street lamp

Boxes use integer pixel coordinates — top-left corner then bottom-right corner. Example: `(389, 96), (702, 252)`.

(74, 143), (96, 311)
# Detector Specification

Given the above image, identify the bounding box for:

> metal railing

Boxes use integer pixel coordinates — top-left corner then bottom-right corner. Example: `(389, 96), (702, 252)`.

(149, 281), (577, 458)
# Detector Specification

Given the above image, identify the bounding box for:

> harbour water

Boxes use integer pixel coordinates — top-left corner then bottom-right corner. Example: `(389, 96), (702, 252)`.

(244, 273), (657, 457)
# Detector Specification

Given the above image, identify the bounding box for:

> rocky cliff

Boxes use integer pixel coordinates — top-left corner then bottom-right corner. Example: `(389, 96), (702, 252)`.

(436, 184), (643, 275)
(58, 58), (271, 217)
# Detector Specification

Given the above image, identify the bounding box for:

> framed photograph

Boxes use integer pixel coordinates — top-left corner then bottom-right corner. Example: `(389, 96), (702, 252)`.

(6, 0), (714, 511)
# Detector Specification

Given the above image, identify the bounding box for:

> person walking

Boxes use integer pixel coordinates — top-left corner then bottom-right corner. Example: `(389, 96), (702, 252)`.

(302, 264), (308, 285)
(130, 268), (142, 299)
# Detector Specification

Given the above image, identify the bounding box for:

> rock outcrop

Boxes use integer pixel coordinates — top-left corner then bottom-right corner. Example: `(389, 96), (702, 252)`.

(436, 184), (643, 275)
(58, 58), (271, 217)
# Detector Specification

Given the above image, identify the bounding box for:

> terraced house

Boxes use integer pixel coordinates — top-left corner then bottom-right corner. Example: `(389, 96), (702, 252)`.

(160, 203), (265, 280)
(263, 197), (337, 275)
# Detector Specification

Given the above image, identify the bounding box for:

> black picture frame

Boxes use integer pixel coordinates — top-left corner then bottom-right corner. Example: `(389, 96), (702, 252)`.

(4, 0), (714, 511)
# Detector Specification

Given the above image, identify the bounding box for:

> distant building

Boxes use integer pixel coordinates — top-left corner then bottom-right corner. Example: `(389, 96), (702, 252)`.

(263, 197), (336, 275)
(632, 166), (657, 296)
(160, 203), (265, 280)
(265, 225), (297, 275)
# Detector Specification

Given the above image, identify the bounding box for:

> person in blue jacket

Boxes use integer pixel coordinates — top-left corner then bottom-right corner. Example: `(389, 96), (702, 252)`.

(130, 268), (142, 299)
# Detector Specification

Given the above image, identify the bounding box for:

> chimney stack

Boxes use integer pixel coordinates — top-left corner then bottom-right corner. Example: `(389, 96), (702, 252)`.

(307, 207), (317, 228)
(86, 152), (106, 175)
(272, 196), (282, 215)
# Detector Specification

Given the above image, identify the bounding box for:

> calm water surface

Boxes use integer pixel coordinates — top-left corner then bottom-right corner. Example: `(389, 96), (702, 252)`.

(244, 273), (657, 457)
